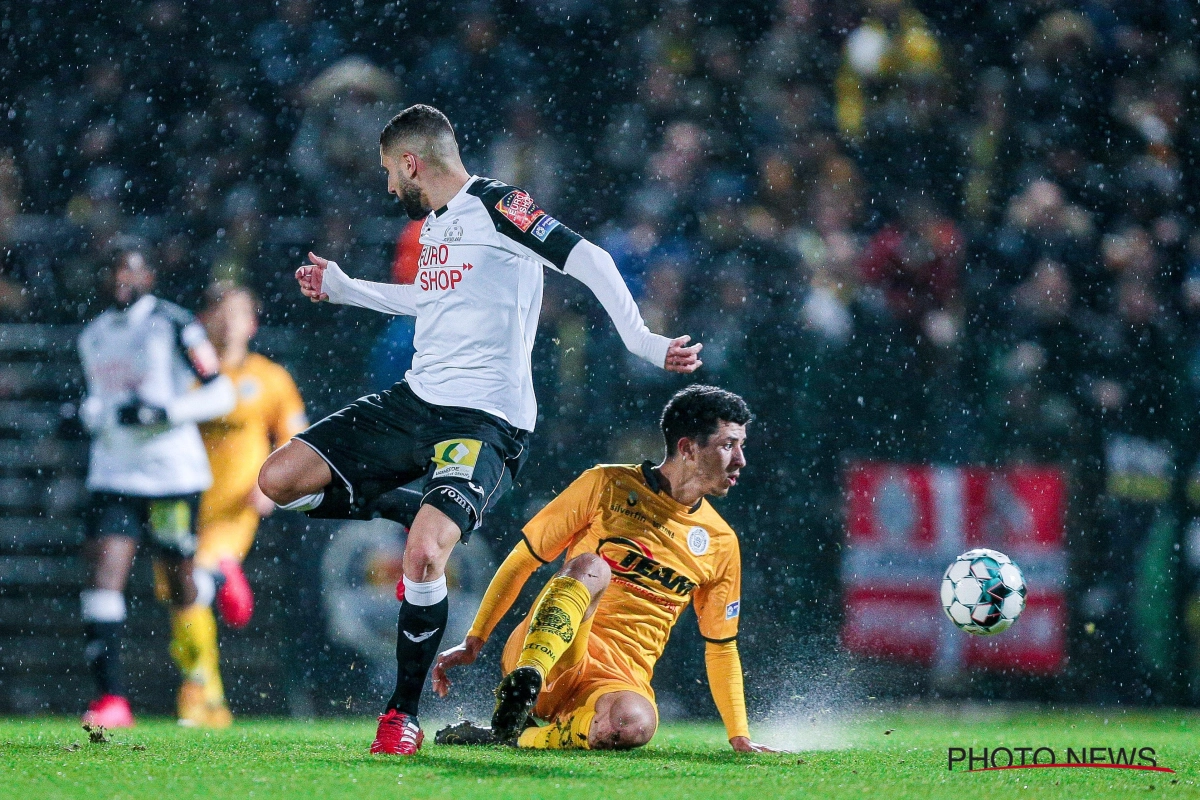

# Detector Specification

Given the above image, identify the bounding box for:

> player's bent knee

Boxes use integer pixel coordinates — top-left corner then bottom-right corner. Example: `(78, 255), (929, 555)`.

(591, 693), (657, 750)
(561, 553), (611, 595)
(258, 442), (329, 504)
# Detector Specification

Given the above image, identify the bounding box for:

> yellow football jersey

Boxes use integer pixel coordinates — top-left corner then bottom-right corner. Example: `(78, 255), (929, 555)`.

(198, 353), (306, 524)
(522, 463), (742, 688)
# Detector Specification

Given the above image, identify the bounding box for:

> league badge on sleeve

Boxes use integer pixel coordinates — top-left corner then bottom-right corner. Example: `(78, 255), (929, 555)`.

(725, 600), (740, 620)
(530, 214), (561, 242)
(495, 190), (546, 232)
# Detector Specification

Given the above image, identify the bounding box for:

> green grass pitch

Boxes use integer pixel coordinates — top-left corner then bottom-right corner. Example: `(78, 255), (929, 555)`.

(4, 707), (1200, 799)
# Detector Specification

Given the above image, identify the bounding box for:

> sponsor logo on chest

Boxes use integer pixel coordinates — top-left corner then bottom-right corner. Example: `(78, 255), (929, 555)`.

(597, 536), (699, 598)
(417, 243), (474, 291)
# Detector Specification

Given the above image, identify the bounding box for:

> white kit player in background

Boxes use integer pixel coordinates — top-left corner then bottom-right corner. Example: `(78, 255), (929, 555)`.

(75, 248), (236, 729)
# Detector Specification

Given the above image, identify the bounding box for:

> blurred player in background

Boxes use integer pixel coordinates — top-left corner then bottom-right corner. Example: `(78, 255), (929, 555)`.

(433, 386), (776, 753)
(164, 282), (307, 727)
(77, 249), (236, 728)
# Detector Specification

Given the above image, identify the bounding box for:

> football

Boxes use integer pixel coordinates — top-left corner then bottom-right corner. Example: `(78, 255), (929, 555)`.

(940, 548), (1027, 635)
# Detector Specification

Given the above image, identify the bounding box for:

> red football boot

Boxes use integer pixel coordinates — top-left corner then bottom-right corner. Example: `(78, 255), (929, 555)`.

(370, 709), (424, 755)
(82, 694), (135, 729)
(216, 559), (254, 629)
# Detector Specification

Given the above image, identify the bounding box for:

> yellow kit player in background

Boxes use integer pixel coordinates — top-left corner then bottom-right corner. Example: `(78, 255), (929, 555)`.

(433, 386), (777, 752)
(168, 282), (307, 727)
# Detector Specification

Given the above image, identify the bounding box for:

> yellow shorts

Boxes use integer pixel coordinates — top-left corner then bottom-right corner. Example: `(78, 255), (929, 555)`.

(195, 506), (260, 569)
(501, 612), (657, 724)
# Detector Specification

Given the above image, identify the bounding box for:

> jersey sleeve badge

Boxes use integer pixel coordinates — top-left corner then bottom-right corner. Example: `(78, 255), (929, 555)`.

(495, 189), (546, 232)
(725, 600), (740, 619)
(530, 214), (561, 242)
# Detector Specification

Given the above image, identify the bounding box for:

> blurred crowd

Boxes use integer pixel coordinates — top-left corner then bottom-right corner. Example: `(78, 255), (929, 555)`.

(3, 0), (1200, 702)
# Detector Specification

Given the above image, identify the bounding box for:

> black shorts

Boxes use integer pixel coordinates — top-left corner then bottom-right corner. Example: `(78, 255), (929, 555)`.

(294, 381), (529, 539)
(85, 492), (201, 559)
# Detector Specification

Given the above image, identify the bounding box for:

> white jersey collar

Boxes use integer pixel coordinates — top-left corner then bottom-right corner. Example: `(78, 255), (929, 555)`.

(430, 176), (481, 220)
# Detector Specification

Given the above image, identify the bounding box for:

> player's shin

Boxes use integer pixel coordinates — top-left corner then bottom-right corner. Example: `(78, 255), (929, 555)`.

(515, 575), (591, 678)
(169, 568), (227, 719)
(385, 575), (449, 717)
(517, 708), (596, 750)
(81, 588), (127, 697)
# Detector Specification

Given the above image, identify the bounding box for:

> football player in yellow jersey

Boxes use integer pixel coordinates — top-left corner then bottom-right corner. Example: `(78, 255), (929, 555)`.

(168, 282), (307, 727)
(432, 386), (776, 752)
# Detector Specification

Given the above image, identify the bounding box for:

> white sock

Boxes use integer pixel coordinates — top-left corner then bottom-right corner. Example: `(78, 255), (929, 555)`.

(277, 491), (324, 512)
(402, 575), (448, 606)
(80, 589), (126, 623)
(192, 568), (216, 607)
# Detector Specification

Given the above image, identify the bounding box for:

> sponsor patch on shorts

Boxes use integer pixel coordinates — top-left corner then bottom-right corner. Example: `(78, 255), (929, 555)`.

(431, 438), (482, 479)
(495, 190), (546, 232)
(530, 214), (561, 242)
(725, 600), (740, 620)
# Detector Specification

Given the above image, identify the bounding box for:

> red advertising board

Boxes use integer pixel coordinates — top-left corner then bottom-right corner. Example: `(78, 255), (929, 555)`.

(841, 463), (1067, 675)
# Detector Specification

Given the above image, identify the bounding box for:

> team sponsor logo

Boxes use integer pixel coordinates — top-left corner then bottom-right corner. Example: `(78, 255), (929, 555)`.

(530, 214), (560, 242)
(530, 606), (575, 643)
(687, 526), (710, 555)
(726, 600), (740, 619)
(417, 243), (474, 290)
(597, 536), (698, 597)
(443, 221), (463, 242)
(495, 189), (546, 232)
(431, 439), (482, 479)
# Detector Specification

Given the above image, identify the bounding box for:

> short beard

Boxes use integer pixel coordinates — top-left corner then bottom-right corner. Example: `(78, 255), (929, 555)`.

(399, 182), (432, 220)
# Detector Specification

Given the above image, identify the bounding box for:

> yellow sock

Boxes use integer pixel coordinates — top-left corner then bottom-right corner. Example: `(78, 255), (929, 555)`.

(517, 707), (595, 750)
(515, 576), (591, 679)
(170, 604), (225, 704)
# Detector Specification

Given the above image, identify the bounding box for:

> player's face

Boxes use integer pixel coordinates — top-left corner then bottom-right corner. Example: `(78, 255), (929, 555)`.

(204, 292), (257, 351)
(382, 149), (432, 220)
(111, 253), (154, 309)
(690, 421), (747, 498)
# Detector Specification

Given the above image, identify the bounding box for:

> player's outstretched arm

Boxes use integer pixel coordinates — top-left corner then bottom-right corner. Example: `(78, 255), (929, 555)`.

(704, 640), (782, 753)
(296, 251), (420, 316)
(563, 240), (702, 374)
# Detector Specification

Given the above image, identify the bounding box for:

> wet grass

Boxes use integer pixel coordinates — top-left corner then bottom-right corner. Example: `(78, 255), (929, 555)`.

(2, 707), (1200, 798)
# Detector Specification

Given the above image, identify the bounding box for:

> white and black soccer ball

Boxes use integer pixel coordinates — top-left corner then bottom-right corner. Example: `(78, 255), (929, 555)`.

(940, 548), (1026, 635)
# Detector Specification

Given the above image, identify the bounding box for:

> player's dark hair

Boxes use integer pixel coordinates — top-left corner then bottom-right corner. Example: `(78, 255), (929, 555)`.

(379, 104), (457, 155)
(660, 385), (752, 456)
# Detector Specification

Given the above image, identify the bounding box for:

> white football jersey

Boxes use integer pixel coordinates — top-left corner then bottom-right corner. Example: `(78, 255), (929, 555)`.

(323, 176), (671, 430)
(78, 295), (233, 496)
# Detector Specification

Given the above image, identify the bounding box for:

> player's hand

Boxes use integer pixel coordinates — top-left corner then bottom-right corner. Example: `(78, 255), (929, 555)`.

(296, 252), (330, 302)
(664, 335), (703, 374)
(431, 635), (484, 697)
(730, 736), (782, 753)
(247, 483), (276, 518)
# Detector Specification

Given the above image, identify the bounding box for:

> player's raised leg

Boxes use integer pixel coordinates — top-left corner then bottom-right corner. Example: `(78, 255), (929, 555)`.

(257, 439), (333, 512)
(492, 553), (610, 743)
(80, 534), (137, 729)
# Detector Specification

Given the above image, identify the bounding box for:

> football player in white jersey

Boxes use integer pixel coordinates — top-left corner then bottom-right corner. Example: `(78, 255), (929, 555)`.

(257, 104), (701, 755)
(76, 249), (236, 728)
